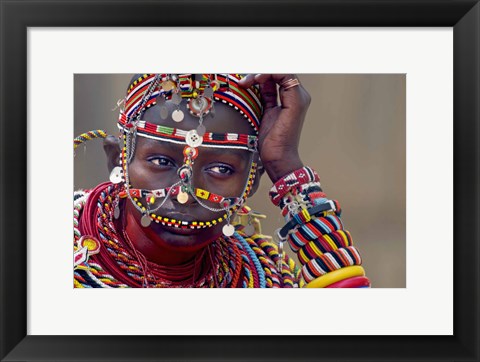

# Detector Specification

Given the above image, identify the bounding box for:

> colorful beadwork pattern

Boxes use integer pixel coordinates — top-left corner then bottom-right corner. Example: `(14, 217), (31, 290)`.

(73, 184), (302, 288)
(269, 166), (320, 206)
(123, 74), (262, 134)
(117, 117), (258, 152)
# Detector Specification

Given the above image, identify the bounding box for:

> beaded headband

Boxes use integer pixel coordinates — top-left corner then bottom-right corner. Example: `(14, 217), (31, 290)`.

(122, 74), (263, 135)
(117, 118), (258, 152)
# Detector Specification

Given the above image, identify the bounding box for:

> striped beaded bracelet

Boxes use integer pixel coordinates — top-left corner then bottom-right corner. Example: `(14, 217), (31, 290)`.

(297, 230), (353, 264)
(287, 214), (346, 252)
(301, 246), (362, 283)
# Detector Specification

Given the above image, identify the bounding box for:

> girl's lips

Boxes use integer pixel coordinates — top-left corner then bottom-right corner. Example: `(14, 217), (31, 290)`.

(155, 212), (205, 236)
(165, 212), (198, 223)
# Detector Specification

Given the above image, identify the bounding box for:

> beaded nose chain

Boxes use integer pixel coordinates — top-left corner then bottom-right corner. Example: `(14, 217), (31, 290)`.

(109, 74), (262, 237)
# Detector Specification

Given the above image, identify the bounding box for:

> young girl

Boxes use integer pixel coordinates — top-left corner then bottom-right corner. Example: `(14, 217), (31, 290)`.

(73, 73), (369, 288)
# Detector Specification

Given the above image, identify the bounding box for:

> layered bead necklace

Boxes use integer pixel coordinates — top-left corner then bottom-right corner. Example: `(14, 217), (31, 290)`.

(74, 183), (301, 288)
(75, 183), (278, 288)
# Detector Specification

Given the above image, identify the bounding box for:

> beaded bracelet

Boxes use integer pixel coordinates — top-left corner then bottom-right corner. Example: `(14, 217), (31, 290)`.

(325, 276), (370, 288)
(296, 230), (353, 264)
(287, 215), (347, 252)
(278, 200), (340, 240)
(269, 167), (320, 206)
(301, 246), (362, 283)
(279, 184), (324, 211)
(305, 265), (365, 288)
(280, 191), (328, 220)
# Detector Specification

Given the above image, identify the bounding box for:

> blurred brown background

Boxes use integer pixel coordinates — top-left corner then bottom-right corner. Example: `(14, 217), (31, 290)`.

(74, 74), (406, 288)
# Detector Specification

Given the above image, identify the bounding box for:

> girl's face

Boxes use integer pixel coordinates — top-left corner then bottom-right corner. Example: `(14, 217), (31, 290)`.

(124, 100), (259, 251)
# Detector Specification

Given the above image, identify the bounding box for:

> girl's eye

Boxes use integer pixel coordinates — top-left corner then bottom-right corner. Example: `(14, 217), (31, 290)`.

(206, 164), (234, 176)
(148, 157), (176, 168)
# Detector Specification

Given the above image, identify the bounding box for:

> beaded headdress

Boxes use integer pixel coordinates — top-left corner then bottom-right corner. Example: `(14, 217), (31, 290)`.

(120, 74), (262, 134)
(108, 74), (264, 236)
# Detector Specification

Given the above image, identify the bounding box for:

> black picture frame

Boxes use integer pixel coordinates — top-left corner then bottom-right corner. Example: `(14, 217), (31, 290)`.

(1, 1), (478, 361)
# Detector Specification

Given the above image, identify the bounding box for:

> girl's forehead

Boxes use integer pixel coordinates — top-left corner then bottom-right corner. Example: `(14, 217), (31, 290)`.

(142, 101), (255, 136)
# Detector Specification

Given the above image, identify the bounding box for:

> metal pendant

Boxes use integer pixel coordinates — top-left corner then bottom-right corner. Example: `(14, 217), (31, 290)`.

(160, 106), (169, 120)
(109, 166), (123, 184)
(114, 205), (121, 219)
(141, 213), (151, 227)
(177, 190), (189, 204)
(196, 124), (206, 137)
(172, 109), (184, 123)
(171, 92), (182, 105)
(222, 224), (235, 237)
(161, 80), (176, 91)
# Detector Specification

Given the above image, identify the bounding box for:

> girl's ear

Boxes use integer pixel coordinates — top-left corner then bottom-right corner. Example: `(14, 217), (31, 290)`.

(103, 135), (122, 173)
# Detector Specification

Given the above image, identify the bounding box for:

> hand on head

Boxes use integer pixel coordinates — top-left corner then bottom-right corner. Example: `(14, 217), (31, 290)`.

(238, 74), (311, 182)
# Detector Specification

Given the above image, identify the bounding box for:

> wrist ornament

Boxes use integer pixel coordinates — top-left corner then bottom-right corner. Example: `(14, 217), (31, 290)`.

(269, 166), (320, 206)
(278, 199), (340, 240)
(297, 229), (353, 264)
(301, 246), (362, 283)
(305, 265), (365, 288)
(325, 276), (371, 288)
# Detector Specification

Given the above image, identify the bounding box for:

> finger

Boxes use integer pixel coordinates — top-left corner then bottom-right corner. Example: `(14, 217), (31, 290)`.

(238, 74), (275, 88)
(238, 74), (278, 109)
(239, 74), (310, 112)
(239, 74), (305, 95)
(237, 74), (258, 88)
(274, 75), (311, 112)
(258, 79), (278, 110)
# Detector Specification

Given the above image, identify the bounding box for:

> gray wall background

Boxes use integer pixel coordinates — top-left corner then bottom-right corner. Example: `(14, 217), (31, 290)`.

(74, 74), (406, 288)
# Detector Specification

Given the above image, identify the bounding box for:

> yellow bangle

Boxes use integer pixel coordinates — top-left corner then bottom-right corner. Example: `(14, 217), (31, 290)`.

(305, 266), (365, 288)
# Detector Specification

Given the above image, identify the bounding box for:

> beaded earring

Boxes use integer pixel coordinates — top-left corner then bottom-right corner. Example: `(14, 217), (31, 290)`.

(222, 210), (236, 236)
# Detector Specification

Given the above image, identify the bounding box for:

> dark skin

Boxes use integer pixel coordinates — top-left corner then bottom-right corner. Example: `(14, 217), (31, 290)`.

(104, 74), (311, 266)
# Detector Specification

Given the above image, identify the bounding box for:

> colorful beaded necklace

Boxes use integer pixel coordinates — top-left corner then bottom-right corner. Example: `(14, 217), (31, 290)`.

(74, 184), (302, 288)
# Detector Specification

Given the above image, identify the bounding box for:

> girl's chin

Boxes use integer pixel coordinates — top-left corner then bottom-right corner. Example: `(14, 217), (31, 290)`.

(146, 222), (224, 245)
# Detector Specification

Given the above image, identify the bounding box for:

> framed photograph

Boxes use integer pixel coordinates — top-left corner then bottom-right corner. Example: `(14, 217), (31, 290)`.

(1, 0), (478, 361)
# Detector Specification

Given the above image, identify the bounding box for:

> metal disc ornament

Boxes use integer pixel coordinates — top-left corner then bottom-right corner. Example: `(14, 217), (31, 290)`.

(109, 166), (123, 184)
(177, 191), (189, 204)
(172, 109), (185, 123)
(196, 123), (206, 137)
(171, 92), (182, 105)
(222, 224), (235, 237)
(160, 106), (169, 120)
(161, 80), (175, 91)
(141, 214), (151, 227)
